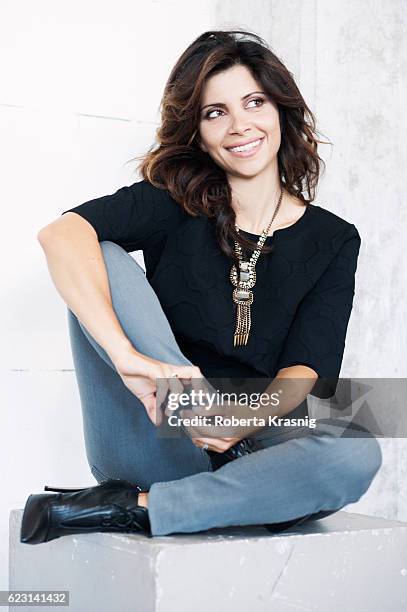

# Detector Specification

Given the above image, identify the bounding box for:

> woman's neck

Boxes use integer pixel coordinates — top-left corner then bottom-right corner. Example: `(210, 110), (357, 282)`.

(229, 170), (305, 235)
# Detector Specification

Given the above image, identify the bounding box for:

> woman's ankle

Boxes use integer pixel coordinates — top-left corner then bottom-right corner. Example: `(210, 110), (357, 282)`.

(138, 491), (149, 508)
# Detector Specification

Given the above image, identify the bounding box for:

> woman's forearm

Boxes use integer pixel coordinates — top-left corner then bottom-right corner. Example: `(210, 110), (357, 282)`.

(231, 366), (318, 424)
(37, 213), (138, 365)
(257, 365), (318, 419)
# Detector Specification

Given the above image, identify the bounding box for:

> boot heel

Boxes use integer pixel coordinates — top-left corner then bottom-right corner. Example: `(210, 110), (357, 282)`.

(20, 493), (54, 544)
(44, 485), (88, 493)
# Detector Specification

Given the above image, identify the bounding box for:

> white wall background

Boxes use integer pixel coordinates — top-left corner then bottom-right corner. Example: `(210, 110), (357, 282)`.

(2, 0), (406, 589)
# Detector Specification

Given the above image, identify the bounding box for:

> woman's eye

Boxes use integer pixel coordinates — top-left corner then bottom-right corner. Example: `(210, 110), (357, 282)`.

(205, 108), (224, 120)
(248, 97), (265, 108)
(204, 97), (265, 120)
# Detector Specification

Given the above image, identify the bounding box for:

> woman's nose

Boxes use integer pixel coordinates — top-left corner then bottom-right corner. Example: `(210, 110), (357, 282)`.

(228, 110), (252, 134)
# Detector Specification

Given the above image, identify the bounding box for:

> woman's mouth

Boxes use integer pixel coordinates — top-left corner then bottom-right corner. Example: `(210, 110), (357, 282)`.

(225, 137), (265, 158)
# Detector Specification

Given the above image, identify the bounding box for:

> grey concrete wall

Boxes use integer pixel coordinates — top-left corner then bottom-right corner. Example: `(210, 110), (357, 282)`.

(214, 0), (407, 520)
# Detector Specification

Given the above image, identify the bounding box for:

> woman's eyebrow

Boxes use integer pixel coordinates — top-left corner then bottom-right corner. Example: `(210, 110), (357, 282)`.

(200, 91), (266, 111)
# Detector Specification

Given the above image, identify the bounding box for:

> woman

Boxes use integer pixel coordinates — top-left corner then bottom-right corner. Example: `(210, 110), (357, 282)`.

(21, 30), (382, 543)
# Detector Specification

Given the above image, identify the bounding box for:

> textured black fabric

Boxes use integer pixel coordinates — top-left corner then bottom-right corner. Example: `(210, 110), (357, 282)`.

(62, 179), (361, 401)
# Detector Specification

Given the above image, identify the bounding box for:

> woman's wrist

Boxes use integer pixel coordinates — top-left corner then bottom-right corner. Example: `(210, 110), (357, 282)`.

(106, 337), (143, 366)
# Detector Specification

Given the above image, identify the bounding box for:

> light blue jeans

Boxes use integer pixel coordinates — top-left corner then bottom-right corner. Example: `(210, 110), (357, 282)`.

(67, 241), (382, 536)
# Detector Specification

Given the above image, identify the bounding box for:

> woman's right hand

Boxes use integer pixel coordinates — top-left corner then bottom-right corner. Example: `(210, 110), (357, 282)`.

(112, 349), (204, 426)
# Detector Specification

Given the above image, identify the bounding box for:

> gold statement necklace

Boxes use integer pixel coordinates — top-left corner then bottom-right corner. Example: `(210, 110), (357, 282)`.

(230, 187), (283, 347)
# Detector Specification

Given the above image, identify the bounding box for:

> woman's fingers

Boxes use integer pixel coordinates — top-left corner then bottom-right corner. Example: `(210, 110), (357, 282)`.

(180, 408), (241, 438)
(192, 435), (240, 453)
(155, 380), (169, 413)
(142, 392), (162, 426)
(162, 365), (202, 416)
(190, 376), (218, 407)
(156, 365), (194, 416)
(182, 418), (236, 449)
(167, 373), (184, 394)
(162, 372), (184, 417)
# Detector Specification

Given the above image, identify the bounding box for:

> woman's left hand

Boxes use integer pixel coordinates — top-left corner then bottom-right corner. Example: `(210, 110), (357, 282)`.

(173, 395), (262, 453)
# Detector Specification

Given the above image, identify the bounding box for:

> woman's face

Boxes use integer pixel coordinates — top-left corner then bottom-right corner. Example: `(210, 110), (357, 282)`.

(198, 64), (281, 179)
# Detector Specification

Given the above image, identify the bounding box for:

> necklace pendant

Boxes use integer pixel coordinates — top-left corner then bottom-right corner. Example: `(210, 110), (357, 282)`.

(232, 288), (253, 347)
(230, 263), (257, 289)
(230, 262), (255, 347)
(232, 287), (253, 305)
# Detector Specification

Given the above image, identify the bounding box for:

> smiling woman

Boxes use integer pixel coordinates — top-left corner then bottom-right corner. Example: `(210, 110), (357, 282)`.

(21, 29), (381, 545)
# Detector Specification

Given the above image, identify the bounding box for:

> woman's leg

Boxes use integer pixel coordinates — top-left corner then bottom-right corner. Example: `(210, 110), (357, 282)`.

(148, 420), (382, 535)
(67, 241), (212, 490)
(67, 240), (382, 536)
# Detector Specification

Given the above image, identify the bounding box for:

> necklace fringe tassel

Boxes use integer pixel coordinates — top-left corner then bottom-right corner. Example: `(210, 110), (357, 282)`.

(233, 303), (251, 347)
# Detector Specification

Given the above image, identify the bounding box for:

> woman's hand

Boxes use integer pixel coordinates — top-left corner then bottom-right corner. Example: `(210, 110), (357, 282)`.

(112, 349), (204, 426)
(177, 392), (262, 453)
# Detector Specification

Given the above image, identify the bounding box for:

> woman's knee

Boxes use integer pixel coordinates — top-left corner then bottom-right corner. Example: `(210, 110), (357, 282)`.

(100, 240), (126, 255)
(99, 240), (145, 276)
(323, 433), (383, 502)
(356, 435), (383, 492)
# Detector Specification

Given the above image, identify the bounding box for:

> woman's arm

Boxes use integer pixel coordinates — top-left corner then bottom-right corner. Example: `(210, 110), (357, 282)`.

(38, 211), (204, 426)
(255, 364), (318, 420)
(178, 364), (318, 452)
(37, 212), (137, 364)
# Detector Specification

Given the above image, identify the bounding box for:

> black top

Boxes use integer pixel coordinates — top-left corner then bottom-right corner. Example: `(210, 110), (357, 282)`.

(62, 179), (361, 404)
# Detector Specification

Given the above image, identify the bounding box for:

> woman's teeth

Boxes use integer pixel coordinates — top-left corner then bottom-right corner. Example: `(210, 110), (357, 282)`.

(228, 138), (263, 152)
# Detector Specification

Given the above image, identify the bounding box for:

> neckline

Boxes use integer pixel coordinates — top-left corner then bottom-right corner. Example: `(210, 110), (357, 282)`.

(237, 203), (313, 241)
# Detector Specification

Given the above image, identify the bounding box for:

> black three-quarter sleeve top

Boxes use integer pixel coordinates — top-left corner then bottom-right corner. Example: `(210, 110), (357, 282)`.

(62, 179), (361, 411)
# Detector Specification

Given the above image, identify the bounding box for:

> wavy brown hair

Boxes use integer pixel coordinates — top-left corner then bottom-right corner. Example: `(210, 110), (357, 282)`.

(131, 29), (327, 264)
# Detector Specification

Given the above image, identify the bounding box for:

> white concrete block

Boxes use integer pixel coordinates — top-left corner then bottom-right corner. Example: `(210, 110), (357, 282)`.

(9, 510), (407, 612)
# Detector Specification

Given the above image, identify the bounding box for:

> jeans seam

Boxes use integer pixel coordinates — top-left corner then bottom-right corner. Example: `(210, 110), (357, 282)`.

(91, 464), (109, 482)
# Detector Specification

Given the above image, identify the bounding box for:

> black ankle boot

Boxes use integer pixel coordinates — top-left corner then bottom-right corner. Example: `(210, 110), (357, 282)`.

(20, 479), (152, 544)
